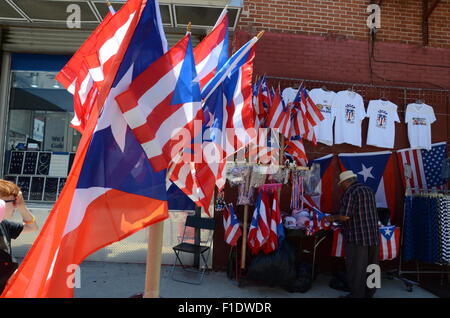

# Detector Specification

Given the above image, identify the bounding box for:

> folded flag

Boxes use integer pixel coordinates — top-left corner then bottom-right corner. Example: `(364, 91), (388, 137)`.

(331, 226), (401, 261)
(223, 203), (242, 246)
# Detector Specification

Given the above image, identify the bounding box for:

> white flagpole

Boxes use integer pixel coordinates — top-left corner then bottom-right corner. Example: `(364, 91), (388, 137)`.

(105, 0), (116, 15)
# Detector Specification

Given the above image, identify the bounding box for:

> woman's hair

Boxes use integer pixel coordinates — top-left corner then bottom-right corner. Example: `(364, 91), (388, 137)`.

(0, 179), (20, 197)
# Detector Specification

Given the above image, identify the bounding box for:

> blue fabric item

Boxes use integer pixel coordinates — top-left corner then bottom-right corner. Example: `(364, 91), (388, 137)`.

(11, 53), (71, 71)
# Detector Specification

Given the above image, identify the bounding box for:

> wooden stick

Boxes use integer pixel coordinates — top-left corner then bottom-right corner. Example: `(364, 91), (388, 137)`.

(240, 204), (249, 269)
(143, 221), (165, 298)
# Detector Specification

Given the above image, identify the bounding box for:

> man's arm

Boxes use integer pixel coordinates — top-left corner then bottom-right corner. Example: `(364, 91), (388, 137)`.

(326, 191), (353, 223)
(15, 192), (38, 233)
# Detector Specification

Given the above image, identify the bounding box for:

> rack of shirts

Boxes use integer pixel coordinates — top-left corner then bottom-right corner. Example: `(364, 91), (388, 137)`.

(403, 192), (450, 264)
(391, 190), (450, 292)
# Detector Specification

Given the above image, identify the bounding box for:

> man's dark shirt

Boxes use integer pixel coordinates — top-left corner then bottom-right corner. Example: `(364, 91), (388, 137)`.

(339, 182), (379, 246)
(0, 220), (24, 262)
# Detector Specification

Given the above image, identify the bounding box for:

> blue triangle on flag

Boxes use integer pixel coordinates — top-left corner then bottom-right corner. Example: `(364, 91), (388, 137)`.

(339, 153), (391, 193)
(380, 226), (395, 240)
(170, 37), (201, 105)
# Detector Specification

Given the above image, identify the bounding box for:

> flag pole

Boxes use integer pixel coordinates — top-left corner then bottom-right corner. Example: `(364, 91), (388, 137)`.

(144, 220), (165, 298)
(144, 20), (194, 298)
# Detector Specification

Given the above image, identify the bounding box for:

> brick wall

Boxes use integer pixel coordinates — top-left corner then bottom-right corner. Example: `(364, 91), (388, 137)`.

(237, 0), (450, 48)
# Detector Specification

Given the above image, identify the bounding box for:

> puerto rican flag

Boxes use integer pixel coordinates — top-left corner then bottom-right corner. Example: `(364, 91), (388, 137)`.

(189, 36), (258, 212)
(304, 206), (331, 236)
(285, 135), (308, 166)
(248, 192), (271, 255)
(56, 2), (155, 133)
(331, 228), (345, 257)
(262, 192), (284, 254)
(267, 85), (291, 139)
(2, 0), (168, 298)
(223, 203), (242, 246)
(339, 151), (397, 222)
(256, 76), (271, 127)
(290, 85), (324, 144)
(166, 9), (230, 211)
(331, 227), (401, 261)
(379, 226), (401, 261)
(397, 141), (447, 193)
(116, 33), (203, 172)
(307, 154), (334, 213)
(194, 8), (229, 90)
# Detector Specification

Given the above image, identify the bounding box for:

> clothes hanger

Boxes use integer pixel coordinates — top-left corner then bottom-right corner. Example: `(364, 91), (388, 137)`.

(380, 91), (388, 101)
(321, 85), (329, 92)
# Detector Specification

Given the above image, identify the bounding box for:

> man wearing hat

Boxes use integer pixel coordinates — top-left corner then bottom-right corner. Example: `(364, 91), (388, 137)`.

(327, 170), (380, 298)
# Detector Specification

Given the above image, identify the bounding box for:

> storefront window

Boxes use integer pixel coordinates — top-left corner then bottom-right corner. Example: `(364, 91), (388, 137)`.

(3, 70), (80, 203)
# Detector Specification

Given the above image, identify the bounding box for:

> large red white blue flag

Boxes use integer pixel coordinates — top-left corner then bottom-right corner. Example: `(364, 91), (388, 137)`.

(307, 154), (334, 213)
(116, 33), (203, 172)
(338, 151), (397, 221)
(56, 1), (161, 133)
(2, 0), (169, 298)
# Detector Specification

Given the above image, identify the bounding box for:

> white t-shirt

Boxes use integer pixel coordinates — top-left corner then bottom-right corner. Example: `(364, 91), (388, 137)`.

(308, 88), (337, 146)
(405, 103), (436, 150)
(282, 87), (298, 106)
(366, 99), (400, 149)
(333, 90), (366, 147)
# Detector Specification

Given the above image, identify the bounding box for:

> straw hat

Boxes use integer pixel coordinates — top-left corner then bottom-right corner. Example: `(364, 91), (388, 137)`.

(338, 170), (357, 185)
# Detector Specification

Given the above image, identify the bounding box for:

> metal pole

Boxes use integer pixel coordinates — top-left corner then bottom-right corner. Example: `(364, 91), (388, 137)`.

(0, 52), (11, 178)
(194, 205), (201, 268)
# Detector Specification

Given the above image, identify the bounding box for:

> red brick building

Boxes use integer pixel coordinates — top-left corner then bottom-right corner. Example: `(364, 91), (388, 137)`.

(213, 0), (450, 272)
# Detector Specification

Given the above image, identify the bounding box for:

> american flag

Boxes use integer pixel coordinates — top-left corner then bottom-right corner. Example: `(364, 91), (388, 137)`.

(397, 141), (447, 193)
(223, 203), (242, 246)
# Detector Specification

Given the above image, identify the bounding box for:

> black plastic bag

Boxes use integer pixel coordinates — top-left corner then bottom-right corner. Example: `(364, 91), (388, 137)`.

(285, 262), (313, 293)
(247, 240), (297, 287)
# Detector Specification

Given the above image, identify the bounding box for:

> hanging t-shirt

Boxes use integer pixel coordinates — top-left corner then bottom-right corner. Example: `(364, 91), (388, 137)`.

(282, 87), (298, 106)
(333, 90), (366, 147)
(405, 103), (436, 150)
(308, 88), (337, 146)
(366, 99), (400, 149)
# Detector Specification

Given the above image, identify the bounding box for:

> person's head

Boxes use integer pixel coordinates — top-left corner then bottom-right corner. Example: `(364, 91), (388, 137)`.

(338, 171), (358, 191)
(0, 179), (20, 219)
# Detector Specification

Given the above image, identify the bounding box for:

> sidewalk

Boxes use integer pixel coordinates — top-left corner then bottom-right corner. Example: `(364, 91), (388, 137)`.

(73, 261), (437, 298)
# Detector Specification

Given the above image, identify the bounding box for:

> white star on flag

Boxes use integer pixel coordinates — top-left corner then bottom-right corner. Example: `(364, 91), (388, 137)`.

(358, 164), (374, 182)
(383, 227), (392, 236)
